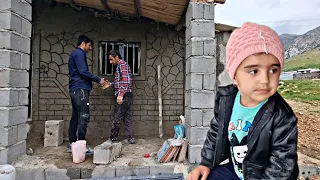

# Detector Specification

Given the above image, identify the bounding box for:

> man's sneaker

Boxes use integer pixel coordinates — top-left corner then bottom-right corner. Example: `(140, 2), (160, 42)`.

(66, 143), (72, 153)
(124, 138), (136, 144)
(85, 145), (94, 155)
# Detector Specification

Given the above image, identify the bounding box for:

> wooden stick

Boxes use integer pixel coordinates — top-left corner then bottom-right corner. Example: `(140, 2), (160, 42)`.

(158, 65), (163, 138)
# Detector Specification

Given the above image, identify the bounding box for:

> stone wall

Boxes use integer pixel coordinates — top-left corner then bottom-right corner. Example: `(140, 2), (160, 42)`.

(31, 3), (185, 139)
(0, 0), (32, 163)
(216, 31), (233, 86)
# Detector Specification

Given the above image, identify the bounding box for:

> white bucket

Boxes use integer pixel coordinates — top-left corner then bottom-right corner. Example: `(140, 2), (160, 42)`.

(0, 165), (15, 180)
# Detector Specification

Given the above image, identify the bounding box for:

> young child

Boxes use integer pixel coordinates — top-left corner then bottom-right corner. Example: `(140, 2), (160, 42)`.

(187, 22), (299, 180)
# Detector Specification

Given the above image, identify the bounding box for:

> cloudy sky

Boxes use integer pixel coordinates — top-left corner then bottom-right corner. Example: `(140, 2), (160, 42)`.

(215, 0), (320, 35)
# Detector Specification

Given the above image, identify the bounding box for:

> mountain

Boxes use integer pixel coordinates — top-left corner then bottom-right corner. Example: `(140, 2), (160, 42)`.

(279, 33), (300, 50)
(284, 26), (320, 59)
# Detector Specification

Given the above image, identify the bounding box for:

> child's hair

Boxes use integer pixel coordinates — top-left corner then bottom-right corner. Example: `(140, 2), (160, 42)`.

(226, 22), (284, 80)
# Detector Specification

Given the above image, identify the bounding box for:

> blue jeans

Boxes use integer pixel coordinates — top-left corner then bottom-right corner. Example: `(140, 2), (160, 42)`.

(68, 89), (90, 143)
(206, 163), (240, 180)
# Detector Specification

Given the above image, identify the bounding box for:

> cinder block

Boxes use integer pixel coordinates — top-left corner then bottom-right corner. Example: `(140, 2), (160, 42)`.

(115, 166), (150, 177)
(188, 145), (202, 164)
(16, 168), (45, 180)
(93, 142), (122, 165)
(202, 109), (214, 127)
(186, 56), (216, 74)
(18, 123), (29, 141)
(186, 2), (204, 26)
(186, 90), (215, 109)
(0, 69), (29, 87)
(204, 3), (215, 20)
(150, 165), (174, 175)
(0, 31), (31, 54)
(0, 106), (28, 126)
(21, 18), (32, 37)
(186, 20), (215, 42)
(44, 120), (64, 147)
(0, 11), (22, 33)
(203, 74), (216, 90)
(185, 73), (203, 90)
(186, 38), (204, 59)
(66, 168), (80, 179)
(45, 168), (70, 180)
(92, 166), (115, 178)
(0, 0), (32, 21)
(0, 88), (28, 106)
(0, 50), (29, 70)
(185, 125), (209, 145)
(81, 168), (93, 179)
(185, 108), (202, 127)
(0, 125), (18, 147)
(0, 140), (26, 164)
(204, 38), (216, 56)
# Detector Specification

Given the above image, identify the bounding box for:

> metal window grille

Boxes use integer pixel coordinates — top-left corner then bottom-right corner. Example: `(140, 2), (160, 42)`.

(99, 42), (141, 76)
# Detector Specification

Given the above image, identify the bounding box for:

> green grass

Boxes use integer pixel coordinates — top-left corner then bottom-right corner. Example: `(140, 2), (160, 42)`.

(284, 50), (320, 72)
(278, 80), (320, 103)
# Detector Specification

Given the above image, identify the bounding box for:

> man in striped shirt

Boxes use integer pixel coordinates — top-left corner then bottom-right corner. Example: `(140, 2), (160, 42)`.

(105, 50), (135, 144)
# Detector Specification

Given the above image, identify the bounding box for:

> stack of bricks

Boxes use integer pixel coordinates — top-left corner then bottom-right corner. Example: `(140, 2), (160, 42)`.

(185, 2), (216, 163)
(0, 0), (32, 163)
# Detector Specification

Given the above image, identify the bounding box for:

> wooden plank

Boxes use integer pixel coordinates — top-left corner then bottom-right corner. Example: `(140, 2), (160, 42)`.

(140, 0), (186, 16)
(178, 139), (188, 162)
(160, 146), (173, 163)
(134, 0), (141, 18)
(173, 146), (181, 162)
(158, 65), (163, 138)
(140, 8), (179, 25)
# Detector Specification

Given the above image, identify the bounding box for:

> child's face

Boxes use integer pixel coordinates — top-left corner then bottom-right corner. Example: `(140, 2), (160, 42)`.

(234, 53), (281, 107)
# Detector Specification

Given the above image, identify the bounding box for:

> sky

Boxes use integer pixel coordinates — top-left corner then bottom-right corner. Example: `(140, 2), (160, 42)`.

(215, 0), (320, 35)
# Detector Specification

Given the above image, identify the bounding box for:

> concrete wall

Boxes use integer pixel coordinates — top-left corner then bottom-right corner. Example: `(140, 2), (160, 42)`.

(216, 31), (233, 86)
(31, 3), (185, 139)
(0, 0), (32, 164)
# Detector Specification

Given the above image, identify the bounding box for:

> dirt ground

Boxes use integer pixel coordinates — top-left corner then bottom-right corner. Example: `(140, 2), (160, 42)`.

(286, 100), (320, 161)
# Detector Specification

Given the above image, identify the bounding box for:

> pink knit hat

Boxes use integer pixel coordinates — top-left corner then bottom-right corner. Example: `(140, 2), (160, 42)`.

(226, 22), (284, 80)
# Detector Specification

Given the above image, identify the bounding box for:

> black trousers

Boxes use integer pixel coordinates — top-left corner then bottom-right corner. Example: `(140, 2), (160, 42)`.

(110, 92), (134, 140)
(68, 89), (90, 143)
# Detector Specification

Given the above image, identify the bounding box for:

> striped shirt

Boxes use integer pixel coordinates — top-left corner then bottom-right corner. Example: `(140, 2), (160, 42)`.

(110, 59), (133, 96)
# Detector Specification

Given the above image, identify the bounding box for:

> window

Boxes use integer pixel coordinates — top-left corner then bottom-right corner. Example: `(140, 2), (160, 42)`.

(99, 42), (141, 76)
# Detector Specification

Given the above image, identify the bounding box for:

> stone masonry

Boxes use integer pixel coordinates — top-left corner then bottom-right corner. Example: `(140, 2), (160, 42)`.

(0, 0), (32, 164)
(185, 2), (216, 163)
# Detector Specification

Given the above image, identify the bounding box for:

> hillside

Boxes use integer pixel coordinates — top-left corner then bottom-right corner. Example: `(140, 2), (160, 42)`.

(279, 33), (300, 49)
(284, 50), (320, 72)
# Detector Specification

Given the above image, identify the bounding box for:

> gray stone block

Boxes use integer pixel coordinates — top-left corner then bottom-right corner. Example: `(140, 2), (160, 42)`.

(44, 120), (64, 147)
(81, 168), (93, 179)
(202, 109), (214, 127)
(0, 69), (29, 87)
(188, 145), (202, 163)
(186, 90), (215, 109)
(186, 56), (216, 74)
(66, 168), (80, 179)
(17, 123), (29, 141)
(185, 108), (202, 127)
(92, 166), (115, 178)
(186, 38), (204, 59)
(150, 165), (174, 175)
(186, 125), (209, 145)
(203, 74), (216, 90)
(93, 142), (122, 165)
(185, 73), (202, 90)
(0, 140), (26, 164)
(204, 3), (215, 20)
(116, 166), (150, 177)
(0, 0), (32, 21)
(18, 88), (29, 105)
(16, 168), (45, 180)
(0, 31), (30, 54)
(21, 18), (32, 37)
(186, 2), (204, 26)
(0, 125), (18, 147)
(0, 11), (21, 33)
(0, 50), (30, 70)
(45, 168), (70, 180)
(0, 106), (28, 126)
(204, 38), (216, 56)
(0, 88), (28, 106)
(186, 20), (215, 42)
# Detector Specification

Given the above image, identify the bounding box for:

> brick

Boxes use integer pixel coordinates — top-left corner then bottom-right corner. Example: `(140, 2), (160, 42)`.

(163, 100), (176, 105)
(186, 90), (215, 109)
(0, 31), (31, 54)
(18, 123), (29, 141)
(186, 125), (209, 145)
(92, 166), (115, 178)
(186, 56), (216, 74)
(203, 74), (216, 90)
(177, 89), (184, 95)
(0, 125), (18, 147)
(0, 88), (28, 106)
(47, 105), (63, 111)
(116, 166), (150, 177)
(186, 20), (215, 42)
(186, 73), (202, 90)
(55, 99), (70, 104)
(0, 0), (32, 21)
(202, 109), (214, 126)
(93, 142), (122, 165)
(204, 3), (215, 20)
(0, 69), (29, 87)
(204, 38), (216, 56)
(44, 120), (64, 147)
(150, 165), (174, 175)
(185, 108), (202, 127)
(0, 140), (26, 164)
(186, 37), (204, 59)
(140, 105), (156, 110)
(81, 168), (93, 179)
(0, 106), (28, 126)
(186, 2), (203, 25)
(188, 145), (202, 163)
(45, 168), (70, 180)
(16, 168), (45, 180)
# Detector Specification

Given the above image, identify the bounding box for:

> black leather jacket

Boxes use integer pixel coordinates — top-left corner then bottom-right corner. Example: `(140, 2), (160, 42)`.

(200, 85), (299, 180)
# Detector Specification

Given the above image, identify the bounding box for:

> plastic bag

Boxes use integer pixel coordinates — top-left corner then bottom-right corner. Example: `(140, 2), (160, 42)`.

(72, 140), (87, 163)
